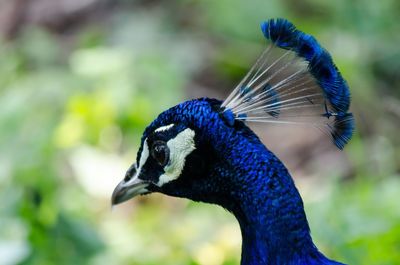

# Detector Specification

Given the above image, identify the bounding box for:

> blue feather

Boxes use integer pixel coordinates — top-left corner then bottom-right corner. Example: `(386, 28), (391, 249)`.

(261, 18), (298, 49)
(261, 18), (350, 113)
(220, 18), (355, 149)
(330, 113), (355, 149)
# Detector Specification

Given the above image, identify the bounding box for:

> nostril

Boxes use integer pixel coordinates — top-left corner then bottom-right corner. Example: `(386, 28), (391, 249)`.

(124, 173), (132, 182)
(124, 163), (137, 182)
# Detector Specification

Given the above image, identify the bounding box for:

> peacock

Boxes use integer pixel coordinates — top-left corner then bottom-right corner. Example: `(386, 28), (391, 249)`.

(111, 18), (354, 265)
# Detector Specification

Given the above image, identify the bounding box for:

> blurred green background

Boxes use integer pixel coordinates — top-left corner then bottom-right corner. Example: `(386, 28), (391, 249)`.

(0, 0), (399, 264)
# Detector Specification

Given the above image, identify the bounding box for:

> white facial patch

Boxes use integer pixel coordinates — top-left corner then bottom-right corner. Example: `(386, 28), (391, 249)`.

(157, 128), (196, 186)
(138, 139), (149, 171)
(155, 124), (174, 132)
(121, 139), (149, 189)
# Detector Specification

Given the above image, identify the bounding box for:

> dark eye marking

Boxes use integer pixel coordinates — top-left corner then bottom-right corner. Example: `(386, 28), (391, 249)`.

(151, 141), (170, 167)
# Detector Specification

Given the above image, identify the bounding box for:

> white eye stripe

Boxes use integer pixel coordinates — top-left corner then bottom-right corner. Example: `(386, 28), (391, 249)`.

(157, 128), (196, 186)
(123, 139), (149, 187)
(137, 139), (149, 173)
(155, 124), (175, 132)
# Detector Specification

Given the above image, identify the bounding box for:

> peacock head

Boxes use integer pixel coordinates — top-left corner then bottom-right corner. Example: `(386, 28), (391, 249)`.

(111, 17), (356, 208)
(111, 98), (243, 206)
(111, 18), (354, 265)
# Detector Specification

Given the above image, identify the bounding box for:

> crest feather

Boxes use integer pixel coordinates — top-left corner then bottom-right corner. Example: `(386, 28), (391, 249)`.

(221, 18), (354, 149)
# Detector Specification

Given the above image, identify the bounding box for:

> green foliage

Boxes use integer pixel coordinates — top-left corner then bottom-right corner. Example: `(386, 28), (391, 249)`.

(0, 0), (399, 264)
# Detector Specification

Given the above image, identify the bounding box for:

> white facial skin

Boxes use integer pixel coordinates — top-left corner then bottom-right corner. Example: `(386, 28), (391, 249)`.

(154, 124), (175, 132)
(136, 124), (196, 186)
(137, 139), (149, 174)
(157, 128), (196, 186)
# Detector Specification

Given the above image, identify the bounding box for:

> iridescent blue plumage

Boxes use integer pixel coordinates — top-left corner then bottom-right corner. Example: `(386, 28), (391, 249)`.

(222, 18), (354, 150)
(138, 98), (346, 264)
(261, 18), (351, 113)
(112, 18), (353, 265)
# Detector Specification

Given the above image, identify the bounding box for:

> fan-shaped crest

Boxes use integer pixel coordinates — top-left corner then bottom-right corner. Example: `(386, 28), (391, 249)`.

(221, 18), (354, 149)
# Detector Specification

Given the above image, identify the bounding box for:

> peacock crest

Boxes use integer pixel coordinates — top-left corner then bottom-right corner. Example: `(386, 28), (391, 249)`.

(221, 19), (354, 149)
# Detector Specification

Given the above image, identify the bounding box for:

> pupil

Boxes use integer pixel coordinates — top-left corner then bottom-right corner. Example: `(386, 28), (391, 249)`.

(152, 142), (169, 166)
(155, 145), (165, 161)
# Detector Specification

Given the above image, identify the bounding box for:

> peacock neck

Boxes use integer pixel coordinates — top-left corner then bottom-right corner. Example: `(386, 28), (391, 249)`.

(229, 165), (317, 265)
(186, 101), (344, 264)
(206, 124), (342, 264)
(223, 157), (341, 265)
(233, 179), (316, 265)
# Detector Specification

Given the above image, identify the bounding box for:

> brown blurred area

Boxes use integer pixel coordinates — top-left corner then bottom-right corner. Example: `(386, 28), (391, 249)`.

(0, 0), (103, 39)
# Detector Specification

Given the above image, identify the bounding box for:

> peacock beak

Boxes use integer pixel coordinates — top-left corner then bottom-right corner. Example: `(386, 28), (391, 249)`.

(111, 164), (149, 206)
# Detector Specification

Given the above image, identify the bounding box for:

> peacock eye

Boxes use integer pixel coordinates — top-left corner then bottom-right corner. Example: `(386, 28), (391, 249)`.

(151, 141), (169, 167)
